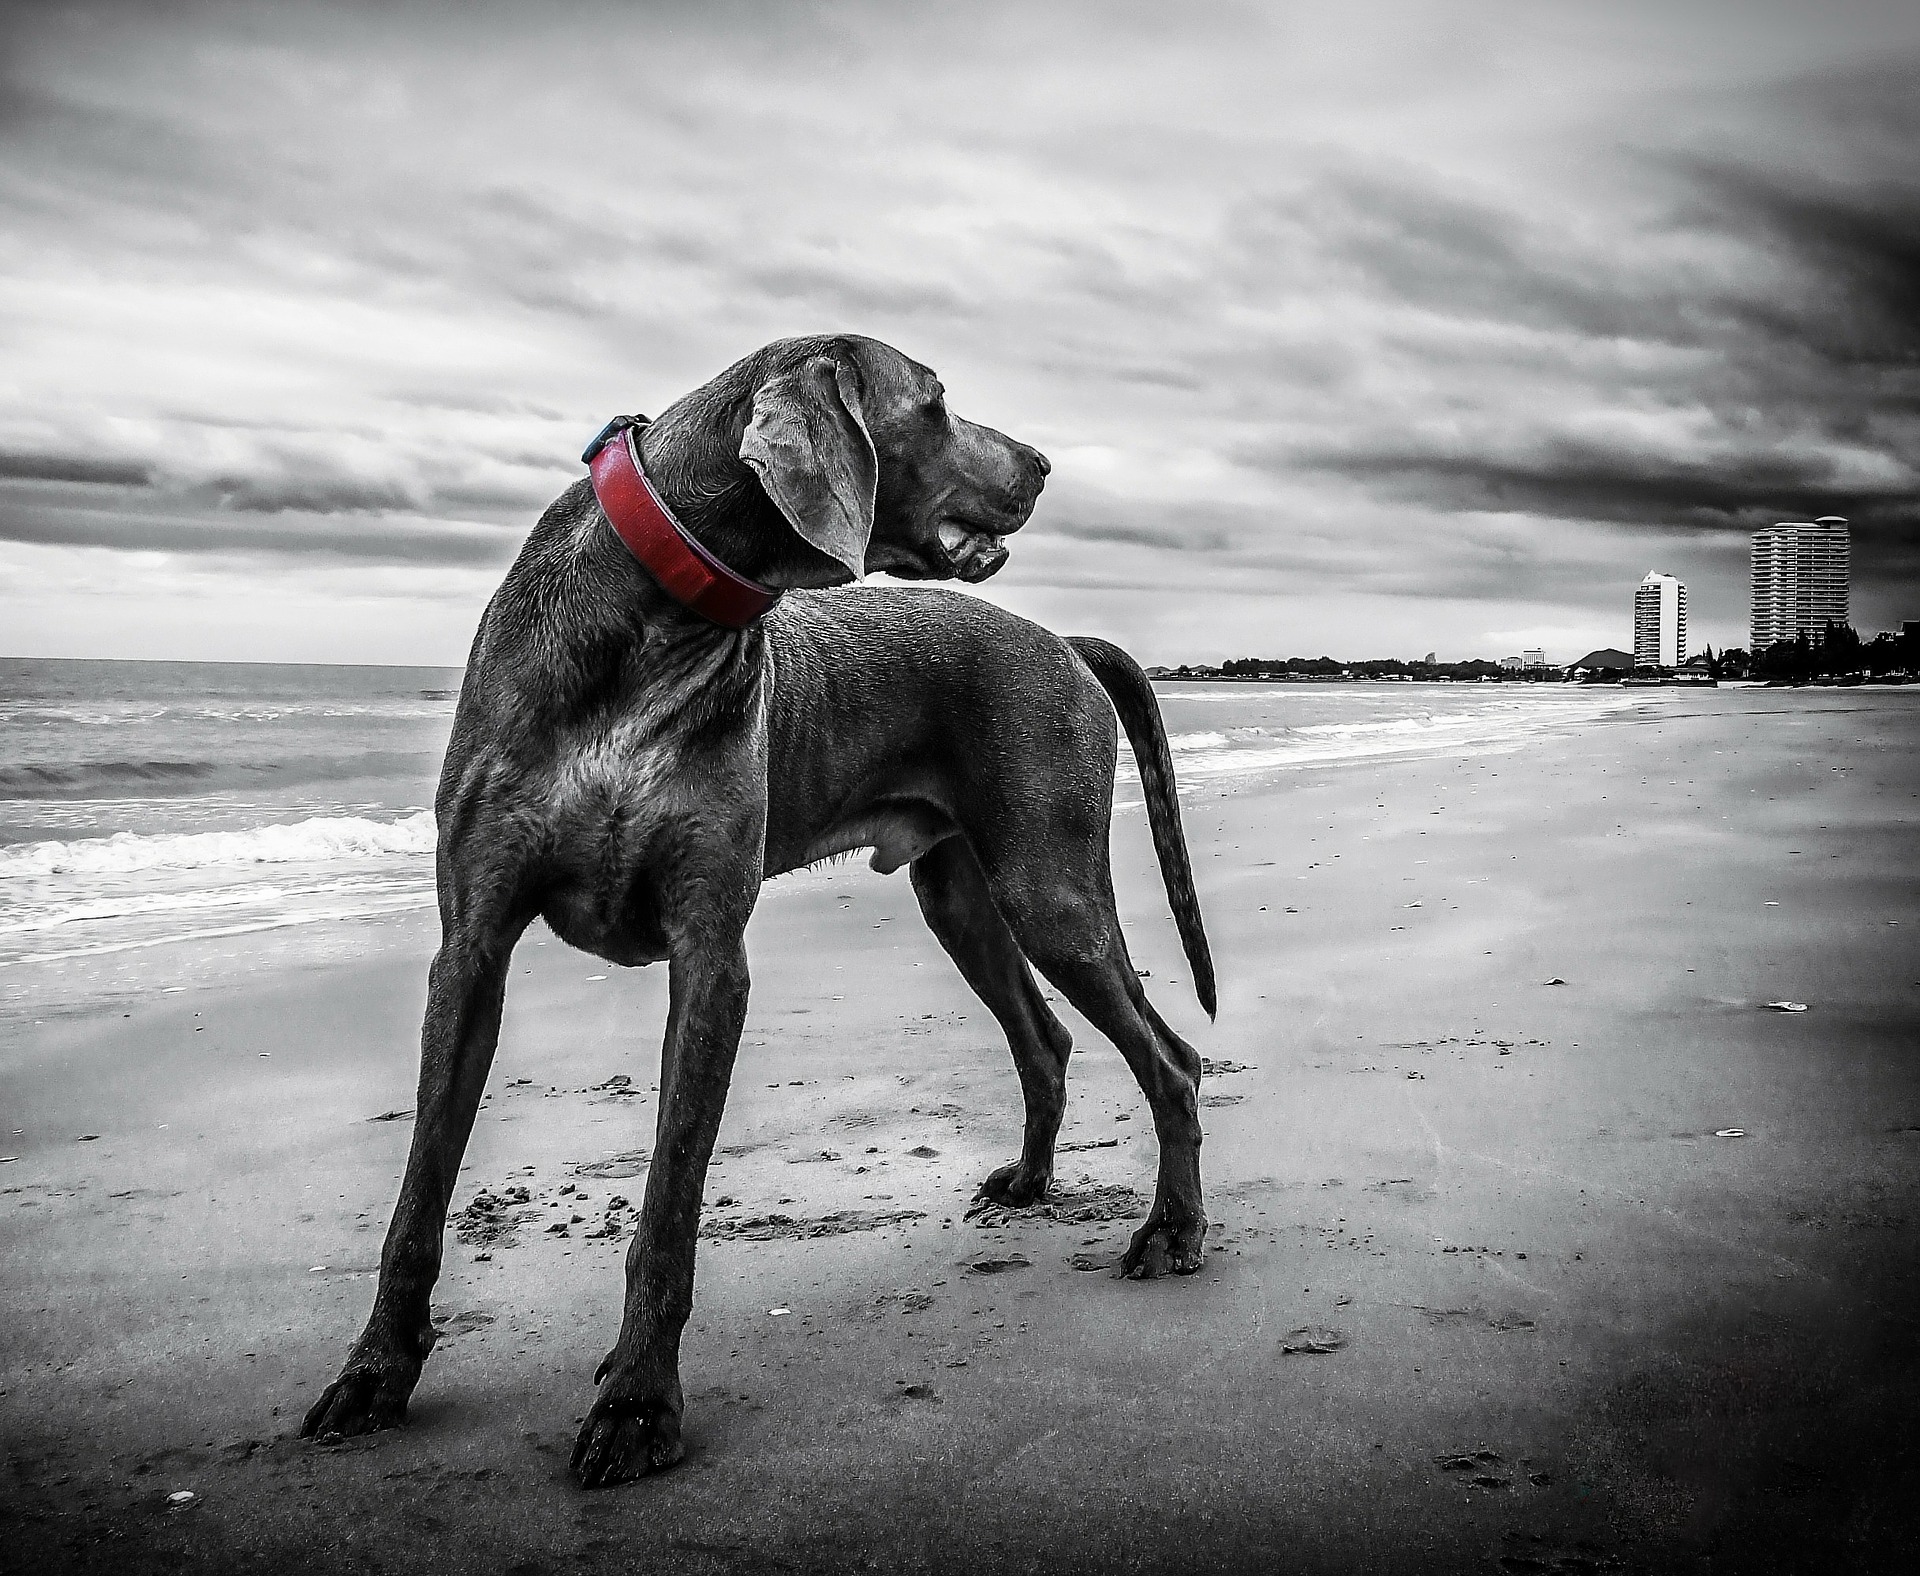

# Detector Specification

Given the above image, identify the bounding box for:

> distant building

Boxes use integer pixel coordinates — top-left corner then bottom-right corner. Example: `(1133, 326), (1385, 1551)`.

(1750, 517), (1849, 650)
(1498, 655), (1524, 671)
(1521, 648), (1546, 669)
(1423, 651), (1436, 665)
(1634, 572), (1687, 668)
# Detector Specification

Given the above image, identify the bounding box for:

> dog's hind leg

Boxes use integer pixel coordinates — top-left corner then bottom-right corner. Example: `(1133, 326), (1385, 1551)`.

(302, 871), (530, 1439)
(910, 836), (1073, 1207)
(988, 857), (1206, 1279)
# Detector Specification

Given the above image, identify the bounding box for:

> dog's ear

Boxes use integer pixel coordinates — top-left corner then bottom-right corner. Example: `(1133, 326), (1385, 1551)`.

(739, 354), (877, 581)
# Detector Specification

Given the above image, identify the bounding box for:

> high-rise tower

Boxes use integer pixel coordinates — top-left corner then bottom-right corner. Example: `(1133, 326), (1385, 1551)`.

(1634, 572), (1686, 668)
(1750, 518), (1849, 650)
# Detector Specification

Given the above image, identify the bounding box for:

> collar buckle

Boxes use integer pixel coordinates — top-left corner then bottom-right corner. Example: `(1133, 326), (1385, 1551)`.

(581, 413), (650, 466)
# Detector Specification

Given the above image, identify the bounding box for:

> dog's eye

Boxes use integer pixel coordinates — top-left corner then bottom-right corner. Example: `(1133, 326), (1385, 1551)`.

(923, 389), (947, 419)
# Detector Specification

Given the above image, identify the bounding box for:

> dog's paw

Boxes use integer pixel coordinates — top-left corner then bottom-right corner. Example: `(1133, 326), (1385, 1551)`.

(570, 1388), (684, 1488)
(299, 1365), (414, 1440)
(976, 1160), (1052, 1208)
(1120, 1215), (1207, 1279)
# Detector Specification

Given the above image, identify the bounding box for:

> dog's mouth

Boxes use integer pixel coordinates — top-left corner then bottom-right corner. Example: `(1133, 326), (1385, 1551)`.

(936, 519), (1011, 583)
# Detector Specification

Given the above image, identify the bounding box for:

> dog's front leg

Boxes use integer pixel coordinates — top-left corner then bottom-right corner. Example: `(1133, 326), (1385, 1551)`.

(302, 929), (519, 1438)
(571, 938), (749, 1487)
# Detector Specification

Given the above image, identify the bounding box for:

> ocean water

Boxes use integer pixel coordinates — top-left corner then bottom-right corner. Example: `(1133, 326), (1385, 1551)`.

(0, 658), (457, 1020)
(0, 658), (1637, 1021)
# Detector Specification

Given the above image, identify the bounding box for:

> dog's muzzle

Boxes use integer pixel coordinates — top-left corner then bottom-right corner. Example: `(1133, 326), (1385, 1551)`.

(937, 521), (1011, 582)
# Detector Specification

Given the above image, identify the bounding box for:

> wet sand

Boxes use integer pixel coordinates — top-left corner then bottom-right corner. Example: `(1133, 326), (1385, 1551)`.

(4, 689), (1917, 1573)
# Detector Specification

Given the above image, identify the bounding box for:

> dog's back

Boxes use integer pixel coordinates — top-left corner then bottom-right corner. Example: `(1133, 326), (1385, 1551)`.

(763, 585), (1115, 850)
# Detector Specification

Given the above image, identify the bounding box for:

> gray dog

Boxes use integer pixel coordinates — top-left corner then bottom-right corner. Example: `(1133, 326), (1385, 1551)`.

(302, 334), (1215, 1487)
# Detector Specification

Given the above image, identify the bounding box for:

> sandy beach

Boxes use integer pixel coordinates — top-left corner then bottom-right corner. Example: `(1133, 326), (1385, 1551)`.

(4, 686), (1917, 1574)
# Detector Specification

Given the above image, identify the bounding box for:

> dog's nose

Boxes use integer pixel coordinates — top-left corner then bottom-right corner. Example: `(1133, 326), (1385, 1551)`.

(1029, 446), (1052, 478)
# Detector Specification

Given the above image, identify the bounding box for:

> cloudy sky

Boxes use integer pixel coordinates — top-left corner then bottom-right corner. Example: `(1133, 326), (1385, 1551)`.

(2, 0), (1916, 666)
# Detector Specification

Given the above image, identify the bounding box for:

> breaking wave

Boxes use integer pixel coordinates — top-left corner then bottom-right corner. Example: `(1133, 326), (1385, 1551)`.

(0, 811), (438, 878)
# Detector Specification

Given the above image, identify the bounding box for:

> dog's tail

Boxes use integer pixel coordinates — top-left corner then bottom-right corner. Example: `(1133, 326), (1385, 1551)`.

(1068, 635), (1217, 1019)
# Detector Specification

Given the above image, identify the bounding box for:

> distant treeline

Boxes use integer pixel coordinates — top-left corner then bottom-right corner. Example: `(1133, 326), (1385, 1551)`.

(1168, 656), (1533, 681)
(1747, 623), (1920, 682)
(1157, 623), (1918, 684)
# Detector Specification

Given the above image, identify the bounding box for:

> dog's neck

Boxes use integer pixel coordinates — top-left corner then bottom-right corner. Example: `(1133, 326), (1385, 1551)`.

(564, 373), (853, 653)
(626, 384), (836, 594)
(629, 423), (770, 587)
(560, 432), (782, 654)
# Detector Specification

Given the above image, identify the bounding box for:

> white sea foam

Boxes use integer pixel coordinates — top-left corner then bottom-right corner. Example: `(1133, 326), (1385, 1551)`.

(191, 702), (456, 722)
(4, 896), (436, 967)
(0, 810), (437, 878)
(0, 706), (170, 726)
(1148, 694), (1638, 782)
(0, 873), (426, 938)
(0, 700), (453, 726)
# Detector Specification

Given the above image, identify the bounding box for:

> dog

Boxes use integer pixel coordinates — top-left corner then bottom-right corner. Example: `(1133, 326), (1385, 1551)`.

(301, 334), (1216, 1487)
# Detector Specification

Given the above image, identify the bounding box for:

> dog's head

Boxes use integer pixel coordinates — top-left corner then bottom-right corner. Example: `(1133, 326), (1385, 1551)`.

(653, 335), (1049, 591)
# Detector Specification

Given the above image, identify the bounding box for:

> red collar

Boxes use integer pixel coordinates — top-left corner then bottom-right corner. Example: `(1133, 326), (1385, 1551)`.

(584, 417), (781, 629)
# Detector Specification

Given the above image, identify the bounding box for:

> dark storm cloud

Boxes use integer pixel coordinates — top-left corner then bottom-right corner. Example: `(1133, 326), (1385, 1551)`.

(383, 391), (568, 420)
(192, 476), (420, 516)
(430, 477), (571, 512)
(1065, 363), (1207, 392)
(1256, 86), (1920, 563)
(1304, 436), (1907, 532)
(1230, 169), (1581, 334)
(1685, 161), (1920, 368)
(0, 452), (154, 486)
(3, 453), (574, 553)
(1039, 507), (1236, 554)
(0, 493), (519, 565)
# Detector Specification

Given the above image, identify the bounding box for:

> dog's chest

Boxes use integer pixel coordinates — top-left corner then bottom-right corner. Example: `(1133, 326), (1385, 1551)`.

(532, 699), (768, 963)
(551, 725), (681, 824)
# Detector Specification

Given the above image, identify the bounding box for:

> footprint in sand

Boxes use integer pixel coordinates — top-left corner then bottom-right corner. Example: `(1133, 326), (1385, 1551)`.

(451, 1186), (536, 1248)
(701, 1207), (924, 1242)
(963, 1255), (1031, 1275)
(570, 1149), (651, 1179)
(433, 1309), (495, 1340)
(967, 1182), (1146, 1230)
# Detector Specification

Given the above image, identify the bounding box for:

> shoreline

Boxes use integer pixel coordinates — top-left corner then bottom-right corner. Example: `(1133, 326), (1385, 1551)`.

(0, 683), (1638, 1022)
(3, 689), (1917, 1573)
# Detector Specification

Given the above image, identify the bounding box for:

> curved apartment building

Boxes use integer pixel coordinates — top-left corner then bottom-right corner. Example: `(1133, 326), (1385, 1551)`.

(1750, 518), (1849, 651)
